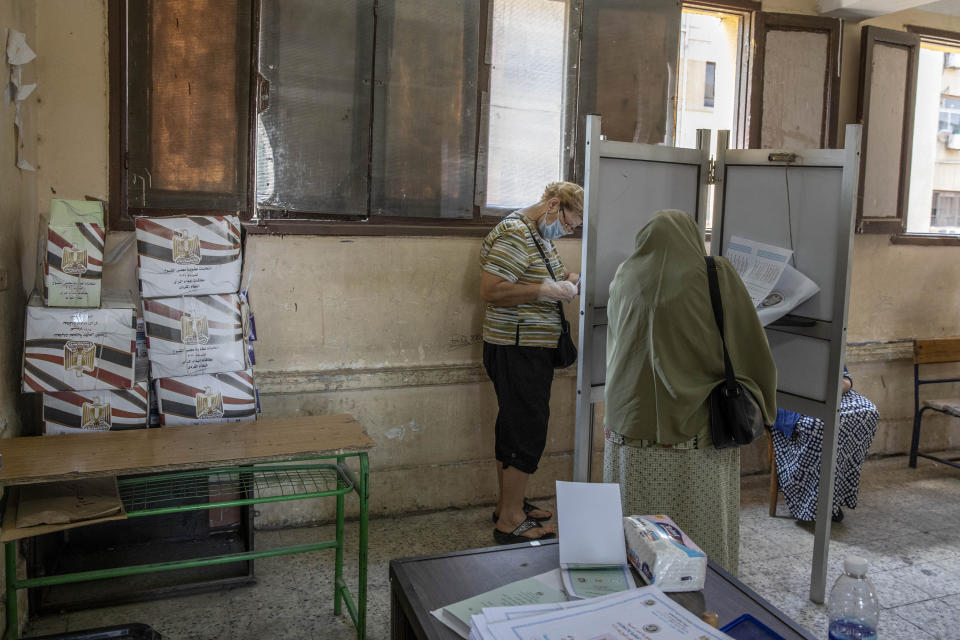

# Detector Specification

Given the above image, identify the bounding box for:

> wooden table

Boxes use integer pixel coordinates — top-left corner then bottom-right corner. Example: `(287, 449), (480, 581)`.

(389, 540), (818, 640)
(0, 415), (374, 640)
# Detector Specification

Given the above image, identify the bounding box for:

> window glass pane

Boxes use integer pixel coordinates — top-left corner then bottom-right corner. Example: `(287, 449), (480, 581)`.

(127, 0), (251, 210)
(256, 0), (373, 216)
(579, 0), (682, 147)
(907, 45), (960, 234)
(371, 0), (480, 218)
(485, 0), (565, 210)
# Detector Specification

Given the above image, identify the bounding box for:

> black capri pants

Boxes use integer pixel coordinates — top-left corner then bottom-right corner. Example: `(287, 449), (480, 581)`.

(482, 342), (555, 474)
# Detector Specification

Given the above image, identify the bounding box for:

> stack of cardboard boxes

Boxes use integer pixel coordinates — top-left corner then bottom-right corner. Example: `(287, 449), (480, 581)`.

(21, 199), (145, 435)
(21, 204), (258, 435)
(136, 215), (259, 427)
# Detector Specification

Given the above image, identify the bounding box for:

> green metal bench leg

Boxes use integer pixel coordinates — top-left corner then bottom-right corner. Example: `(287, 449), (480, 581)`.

(357, 452), (369, 640)
(5, 542), (18, 640)
(335, 456), (345, 616)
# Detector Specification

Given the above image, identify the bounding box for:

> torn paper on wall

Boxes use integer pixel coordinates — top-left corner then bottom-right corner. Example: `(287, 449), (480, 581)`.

(6, 28), (36, 171)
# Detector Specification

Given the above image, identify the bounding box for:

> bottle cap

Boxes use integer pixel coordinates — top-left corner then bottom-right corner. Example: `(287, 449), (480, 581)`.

(844, 555), (868, 577)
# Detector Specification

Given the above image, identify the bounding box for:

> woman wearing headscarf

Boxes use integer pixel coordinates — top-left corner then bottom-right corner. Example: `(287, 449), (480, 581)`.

(603, 210), (777, 572)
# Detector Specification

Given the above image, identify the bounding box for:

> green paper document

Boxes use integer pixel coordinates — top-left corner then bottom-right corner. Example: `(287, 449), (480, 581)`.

(561, 566), (635, 599)
(432, 570), (567, 638)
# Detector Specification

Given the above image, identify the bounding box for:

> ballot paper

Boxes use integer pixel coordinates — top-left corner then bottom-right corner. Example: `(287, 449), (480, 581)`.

(724, 236), (792, 307)
(431, 570), (568, 638)
(557, 481), (626, 569)
(754, 263), (820, 326)
(475, 586), (733, 640)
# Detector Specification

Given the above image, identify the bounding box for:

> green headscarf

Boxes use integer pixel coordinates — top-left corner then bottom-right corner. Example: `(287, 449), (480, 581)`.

(604, 210), (777, 445)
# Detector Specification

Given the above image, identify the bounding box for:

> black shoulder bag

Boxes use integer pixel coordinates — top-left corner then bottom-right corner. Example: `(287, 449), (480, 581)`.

(530, 234), (578, 369)
(705, 256), (764, 449)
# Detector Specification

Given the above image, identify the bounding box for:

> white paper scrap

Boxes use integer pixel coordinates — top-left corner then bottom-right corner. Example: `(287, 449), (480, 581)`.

(6, 29), (36, 65)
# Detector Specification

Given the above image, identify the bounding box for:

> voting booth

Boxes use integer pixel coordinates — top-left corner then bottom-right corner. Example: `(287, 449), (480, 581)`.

(575, 115), (862, 603)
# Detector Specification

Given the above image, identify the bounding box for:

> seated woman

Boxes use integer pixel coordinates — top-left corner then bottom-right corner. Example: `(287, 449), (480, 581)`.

(770, 367), (879, 522)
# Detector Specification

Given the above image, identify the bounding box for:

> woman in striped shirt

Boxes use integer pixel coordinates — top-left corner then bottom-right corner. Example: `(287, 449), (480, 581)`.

(480, 181), (583, 544)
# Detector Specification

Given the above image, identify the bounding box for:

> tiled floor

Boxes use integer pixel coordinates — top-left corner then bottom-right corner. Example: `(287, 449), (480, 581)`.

(23, 453), (960, 639)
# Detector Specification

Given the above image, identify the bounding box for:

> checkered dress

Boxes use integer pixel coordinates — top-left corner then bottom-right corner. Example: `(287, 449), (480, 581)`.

(771, 389), (879, 521)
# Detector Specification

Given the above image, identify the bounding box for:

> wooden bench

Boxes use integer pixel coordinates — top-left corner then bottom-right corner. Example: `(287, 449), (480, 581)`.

(0, 415), (374, 640)
(910, 338), (960, 470)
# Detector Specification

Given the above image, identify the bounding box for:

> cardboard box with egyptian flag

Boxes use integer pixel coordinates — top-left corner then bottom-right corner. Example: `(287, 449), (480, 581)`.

(154, 369), (258, 426)
(143, 293), (248, 379)
(135, 215), (242, 299)
(22, 293), (137, 393)
(44, 199), (105, 307)
(42, 382), (149, 435)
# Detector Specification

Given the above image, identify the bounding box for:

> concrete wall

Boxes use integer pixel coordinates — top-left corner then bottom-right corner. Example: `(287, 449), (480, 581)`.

(8, 0), (960, 532)
(0, 0), (38, 630)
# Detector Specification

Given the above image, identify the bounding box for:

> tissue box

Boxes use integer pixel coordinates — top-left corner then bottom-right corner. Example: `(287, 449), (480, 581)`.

(623, 515), (707, 592)
(44, 199), (105, 308)
(143, 294), (247, 378)
(22, 293), (136, 392)
(154, 369), (258, 426)
(136, 215), (242, 298)
(42, 382), (149, 435)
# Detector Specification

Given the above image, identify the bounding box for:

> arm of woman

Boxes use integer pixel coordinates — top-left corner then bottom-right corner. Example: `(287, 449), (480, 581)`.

(480, 272), (576, 306)
(480, 271), (544, 306)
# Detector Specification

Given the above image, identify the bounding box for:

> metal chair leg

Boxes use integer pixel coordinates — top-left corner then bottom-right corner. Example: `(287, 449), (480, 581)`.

(909, 409), (924, 468)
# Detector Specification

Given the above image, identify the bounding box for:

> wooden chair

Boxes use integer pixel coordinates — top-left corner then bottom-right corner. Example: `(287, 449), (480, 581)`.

(767, 429), (779, 516)
(910, 338), (960, 469)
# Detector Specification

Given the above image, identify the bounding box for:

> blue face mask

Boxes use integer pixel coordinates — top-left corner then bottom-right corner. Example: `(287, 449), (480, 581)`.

(538, 214), (568, 240)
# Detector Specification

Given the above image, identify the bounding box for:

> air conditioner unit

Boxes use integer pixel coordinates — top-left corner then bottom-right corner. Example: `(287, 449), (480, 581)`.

(949, 134), (960, 150)
(947, 53), (960, 69)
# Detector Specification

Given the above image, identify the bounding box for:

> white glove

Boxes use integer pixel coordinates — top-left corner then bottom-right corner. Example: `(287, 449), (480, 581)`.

(538, 280), (578, 303)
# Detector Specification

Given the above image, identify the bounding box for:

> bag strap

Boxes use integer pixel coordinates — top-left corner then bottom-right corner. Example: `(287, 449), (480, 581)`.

(527, 219), (569, 328)
(705, 256), (737, 393)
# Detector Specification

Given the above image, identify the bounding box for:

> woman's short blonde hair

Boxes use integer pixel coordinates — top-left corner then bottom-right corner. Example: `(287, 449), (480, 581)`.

(542, 181), (583, 215)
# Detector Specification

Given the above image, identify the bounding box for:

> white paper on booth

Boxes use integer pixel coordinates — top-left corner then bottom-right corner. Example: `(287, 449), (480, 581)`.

(556, 481), (626, 569)
(482, 587), (733, 640)
(725, 236), (792, 307)
(755, 263), (820, 326)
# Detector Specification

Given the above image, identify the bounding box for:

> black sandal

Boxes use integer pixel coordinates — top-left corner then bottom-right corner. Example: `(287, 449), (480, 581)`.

(491, 500), (553, 523)
(493, 516), (557, 545)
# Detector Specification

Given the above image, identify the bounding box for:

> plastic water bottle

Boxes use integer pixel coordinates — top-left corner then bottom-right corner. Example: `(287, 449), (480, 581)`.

(828, 556), (879, 640)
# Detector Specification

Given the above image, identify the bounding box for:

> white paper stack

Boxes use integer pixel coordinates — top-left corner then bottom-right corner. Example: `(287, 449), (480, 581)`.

(466, 586), (733, 640)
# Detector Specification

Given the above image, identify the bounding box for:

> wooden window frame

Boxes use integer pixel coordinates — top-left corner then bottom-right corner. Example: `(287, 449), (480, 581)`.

(857, 26), (921, 235)
(884, 25), (960, 246)
(680, 0), (758, 150)
(750, 12), (841, 150)
(110, 0), (586, 237)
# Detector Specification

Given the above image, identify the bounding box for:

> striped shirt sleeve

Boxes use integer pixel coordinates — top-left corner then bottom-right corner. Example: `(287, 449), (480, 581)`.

(481, 228), (530, 283)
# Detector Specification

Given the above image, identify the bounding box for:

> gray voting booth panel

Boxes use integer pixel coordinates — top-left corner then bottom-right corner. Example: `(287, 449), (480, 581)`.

(713, 129), (862, 604)
(574, 118), (710, 487)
